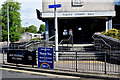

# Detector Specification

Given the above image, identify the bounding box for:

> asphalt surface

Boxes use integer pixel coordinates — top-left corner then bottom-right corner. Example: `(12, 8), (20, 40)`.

(0, 68), (82, 80)
(2, 69), (58, 78)
(1, 69), (105, 80)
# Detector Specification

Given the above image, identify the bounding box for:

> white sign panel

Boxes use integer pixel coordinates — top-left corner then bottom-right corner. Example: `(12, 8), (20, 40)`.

(72, 0), (83, 6)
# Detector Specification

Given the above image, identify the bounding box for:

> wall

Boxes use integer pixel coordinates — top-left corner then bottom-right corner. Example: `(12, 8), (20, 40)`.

(42, 0), (115, 13)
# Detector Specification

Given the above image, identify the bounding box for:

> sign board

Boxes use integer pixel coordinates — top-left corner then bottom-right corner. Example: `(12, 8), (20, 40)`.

(72, 0), (83, 6)
(38, 47), (54, 69)
(7, 50), (36, 65)
(49, 4), (61, 8)
(41, 11), (116, 18)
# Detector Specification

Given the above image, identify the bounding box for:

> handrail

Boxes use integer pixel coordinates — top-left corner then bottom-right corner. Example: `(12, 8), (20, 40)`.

(45, 35), (55, 41)
(92, 35), (111, 53)
(18, 40), (34, 49)
(101, 39), (111, 49)
(59, 35), (73, 45)
(18, 35), (55, 49)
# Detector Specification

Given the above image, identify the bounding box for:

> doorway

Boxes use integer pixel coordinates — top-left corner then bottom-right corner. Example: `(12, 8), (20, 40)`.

(58, 18), (106, 44)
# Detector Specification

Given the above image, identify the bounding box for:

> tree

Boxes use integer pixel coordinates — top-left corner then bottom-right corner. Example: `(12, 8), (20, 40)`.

(1, 0), (21, 42)
(25, 25), (37, 33)
(17, 27), (25, 34)
(0, 10), (2, 42)
(37, 24), (45, 33)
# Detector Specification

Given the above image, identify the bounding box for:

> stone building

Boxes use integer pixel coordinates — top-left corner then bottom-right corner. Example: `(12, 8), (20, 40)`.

(37, 0), (115, 43)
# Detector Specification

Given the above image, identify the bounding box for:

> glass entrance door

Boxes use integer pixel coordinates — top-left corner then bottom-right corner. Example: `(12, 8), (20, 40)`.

(58, 18), (105, 44)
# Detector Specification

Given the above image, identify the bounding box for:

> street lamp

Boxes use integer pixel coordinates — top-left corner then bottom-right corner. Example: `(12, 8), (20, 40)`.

(7, 0), (10, 48)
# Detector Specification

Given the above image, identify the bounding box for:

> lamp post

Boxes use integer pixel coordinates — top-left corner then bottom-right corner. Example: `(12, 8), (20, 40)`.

(7, 0), (10, 48)
(54, 0), (58, 61)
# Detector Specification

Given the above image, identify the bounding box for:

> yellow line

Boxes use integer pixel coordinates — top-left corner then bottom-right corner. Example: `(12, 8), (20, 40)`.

(55, 61), (104, 63)
(0, 67), (80, 78)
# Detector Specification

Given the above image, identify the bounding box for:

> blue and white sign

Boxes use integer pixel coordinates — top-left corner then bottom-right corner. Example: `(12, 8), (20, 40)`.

(49, 4), (61, 8)
(38, 47), (54, 69)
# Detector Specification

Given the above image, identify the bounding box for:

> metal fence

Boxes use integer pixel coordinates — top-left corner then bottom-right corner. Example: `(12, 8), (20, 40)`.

(1, 49), (120, 74)
(54, 51), (120, 74)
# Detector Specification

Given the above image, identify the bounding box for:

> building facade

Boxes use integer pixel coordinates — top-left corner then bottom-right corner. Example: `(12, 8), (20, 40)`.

(37, 0), (115, 43)
(20, 32), (42, 42)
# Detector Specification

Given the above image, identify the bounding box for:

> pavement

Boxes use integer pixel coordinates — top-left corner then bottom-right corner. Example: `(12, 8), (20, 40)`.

(1, 63), (120, 80)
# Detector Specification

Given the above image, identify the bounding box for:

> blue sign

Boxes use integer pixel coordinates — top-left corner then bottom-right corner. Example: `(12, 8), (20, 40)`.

(38, 47), (54, 69)
(49, 4), (61, 8)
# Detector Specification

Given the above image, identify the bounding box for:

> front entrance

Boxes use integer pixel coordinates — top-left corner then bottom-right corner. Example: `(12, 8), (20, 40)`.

(58, 18), (106, 44)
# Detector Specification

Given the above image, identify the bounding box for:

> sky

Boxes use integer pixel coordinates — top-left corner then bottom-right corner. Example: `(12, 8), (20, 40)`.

(0, 0), (120, 30)
(0, 0), (45, 31)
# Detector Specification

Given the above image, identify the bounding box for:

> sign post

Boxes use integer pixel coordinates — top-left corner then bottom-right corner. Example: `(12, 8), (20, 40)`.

(49, 3), (61, 61)
(38, 47), (54, 69)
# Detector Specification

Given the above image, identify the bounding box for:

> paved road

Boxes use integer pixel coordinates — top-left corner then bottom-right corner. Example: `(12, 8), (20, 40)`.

(0, 68), (81, 79)
(0, 68), (105, 80)
(2, 69), (57, 78)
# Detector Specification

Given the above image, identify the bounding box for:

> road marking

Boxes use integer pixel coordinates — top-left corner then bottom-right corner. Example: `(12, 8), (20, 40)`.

(55, 61), (104, 63)
(0, 67), (80, 78)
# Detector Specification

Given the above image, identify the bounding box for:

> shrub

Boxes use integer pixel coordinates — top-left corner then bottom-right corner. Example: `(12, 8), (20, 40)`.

(106, 28), (119, 38)
(101, 28), (120, 40)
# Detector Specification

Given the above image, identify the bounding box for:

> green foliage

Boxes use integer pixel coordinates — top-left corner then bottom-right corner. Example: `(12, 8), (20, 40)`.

(25, 25), (37, 33)
(101, 28), (120, 40)
(9, 26), (21, 42)
(37, 24), (45, 33)
(101, 31), (106, 35)
(106, 29), (119, 38)
(17, 27), (25, 34)
(1, 0), (21, 42)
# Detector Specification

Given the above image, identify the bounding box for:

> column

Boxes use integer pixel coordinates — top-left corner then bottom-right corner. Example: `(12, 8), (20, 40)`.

(108, 17), (112, 30)
(106, 19), (109, 32)
(106, 17), (112, 32)
(45, 20), (49, 41)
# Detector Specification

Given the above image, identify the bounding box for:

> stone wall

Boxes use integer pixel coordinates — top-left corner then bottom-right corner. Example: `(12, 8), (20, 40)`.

(93, 33), (120, 50)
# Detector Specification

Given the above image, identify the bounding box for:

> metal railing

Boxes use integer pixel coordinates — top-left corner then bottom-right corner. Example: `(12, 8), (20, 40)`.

(2, 49), (120, 74)
(59, 35), (73, 51)
(92, 36), (111, 53)
(54, 50), (120, 74)
(17, 35), (55, 50)
(45, 35), (55, 41)
(92, 36), (120, 74)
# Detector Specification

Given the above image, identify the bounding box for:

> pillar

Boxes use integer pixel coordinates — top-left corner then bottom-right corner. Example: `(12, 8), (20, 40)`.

(45, 20), (49, 41)
(108, 17), (112, 29)
(106, 20), (109, 32)
(106, 17), (112, 32)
